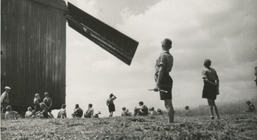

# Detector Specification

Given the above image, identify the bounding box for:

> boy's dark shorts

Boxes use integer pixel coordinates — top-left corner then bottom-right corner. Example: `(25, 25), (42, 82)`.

(158, 75), (173, 100)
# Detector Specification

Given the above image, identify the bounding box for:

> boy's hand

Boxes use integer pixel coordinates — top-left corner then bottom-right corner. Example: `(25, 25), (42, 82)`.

(154, 85), (159, 92)
(153, 88), (159, 92)
(216, 88), (220, 95)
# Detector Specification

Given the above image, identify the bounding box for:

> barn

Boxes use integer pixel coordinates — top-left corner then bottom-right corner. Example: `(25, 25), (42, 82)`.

(1, 0), (138, 115)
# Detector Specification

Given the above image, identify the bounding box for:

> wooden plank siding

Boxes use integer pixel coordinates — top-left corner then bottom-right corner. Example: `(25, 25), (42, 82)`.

(1, 0), (67, 112)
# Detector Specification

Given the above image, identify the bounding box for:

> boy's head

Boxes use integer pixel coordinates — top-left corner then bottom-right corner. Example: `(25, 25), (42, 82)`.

(75, 104), (79, 108)
(40, 103), (46, 108)
(28, 107), (32, 111)
(6, 105), (12, 111)
(149, 107), (154, 111)
(122, 107), (126, 111)
(44, 92), (49, 97)
(139, 101), (144, 106)
(35, 93), (40, 98)
(62, 104), (66, 109)
(246, 101), (251, 105)
(161, 38), (172, 50)
(185, 106), (189, 110)
(110, 93), (114, 98)
(89, 104), (93, 107)
(204, 59), (211, 68)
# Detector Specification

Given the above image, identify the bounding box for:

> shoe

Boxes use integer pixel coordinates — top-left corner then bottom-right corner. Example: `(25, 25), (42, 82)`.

(210, 116), (214, 120)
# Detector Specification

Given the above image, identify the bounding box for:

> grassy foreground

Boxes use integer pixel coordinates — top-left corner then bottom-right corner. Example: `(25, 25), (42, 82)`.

(1, 113), (257, 140)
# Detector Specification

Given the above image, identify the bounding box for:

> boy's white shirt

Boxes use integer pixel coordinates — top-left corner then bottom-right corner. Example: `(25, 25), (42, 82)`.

(5, 111), (18, 119)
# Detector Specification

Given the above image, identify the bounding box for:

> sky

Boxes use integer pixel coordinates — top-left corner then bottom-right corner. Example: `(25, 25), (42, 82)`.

(56, 0), (257, 118)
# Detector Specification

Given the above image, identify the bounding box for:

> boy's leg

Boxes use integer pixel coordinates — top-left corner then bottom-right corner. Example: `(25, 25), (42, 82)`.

(164, 99), (174, 123)
(208, 99), (214, 119)
(213, 100), (220, 119)
(109, 112), (113, 117)
(48, 111), (54, 118)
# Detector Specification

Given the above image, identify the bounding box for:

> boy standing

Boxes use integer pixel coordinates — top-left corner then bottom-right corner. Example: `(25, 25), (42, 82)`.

(202, 59), (220, 119)
(154, 38), (174, 123)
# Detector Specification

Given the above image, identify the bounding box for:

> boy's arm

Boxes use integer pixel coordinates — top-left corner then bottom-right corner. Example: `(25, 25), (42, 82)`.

(91, 109), (94, 116)
(203, 78), (217, 86)
(1, 93), (6, 103)
(216, 71), (220, 87)
(155, 66), (165, 90)
(113, 95), (117, 100)
(49, 99), (52, 108)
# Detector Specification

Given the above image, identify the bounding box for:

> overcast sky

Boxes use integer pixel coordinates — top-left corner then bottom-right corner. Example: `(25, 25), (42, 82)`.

(60, 0), (257, 117)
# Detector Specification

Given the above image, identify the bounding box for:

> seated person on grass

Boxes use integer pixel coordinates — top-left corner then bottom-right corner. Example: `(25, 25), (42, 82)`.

(84, 104), (94, 118)
(93, 111), (101, 118)
(244, 101), (255, 112)
(185, 106), (193, 116)
(5, 105), (19, 120)
(57, 104), (67, 119)
(39, 102), (51, 118)
(149, 107), (157, 116)
(134, 101), (148, 116)
(121, 107), (132, 116)
(157, 108), (163, 115)
(72, 104), (83, 118)
(25, 106), (35, 118)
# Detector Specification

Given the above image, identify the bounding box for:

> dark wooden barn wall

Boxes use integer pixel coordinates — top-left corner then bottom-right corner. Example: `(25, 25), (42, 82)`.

(1, 0), (67, 110)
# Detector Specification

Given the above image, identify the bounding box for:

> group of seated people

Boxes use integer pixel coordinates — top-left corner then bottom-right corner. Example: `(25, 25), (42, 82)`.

(4, 99), (256, 120)
(24, 92), (54, 119)
(120, 101), (163, 117)
(244, 101), (255, 112)
(71, 104), (101, 118)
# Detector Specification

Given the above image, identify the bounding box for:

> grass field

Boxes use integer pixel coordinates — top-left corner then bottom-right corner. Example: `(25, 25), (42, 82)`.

(1, 112), (257, 140)
(1, 97), (257, 140)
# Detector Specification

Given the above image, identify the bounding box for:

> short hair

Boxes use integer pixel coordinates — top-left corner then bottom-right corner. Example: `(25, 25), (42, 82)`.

(6, 105), (12, 111)
(28, 107), (32, 111)
(162, 38), (172, 50)
(75, 104), (79, 107)
(40, 103), (47, 107)
(44, 92), (49, 96)
(204, 59), (211, 66)
(122, 107), (126, 110)
(89, 104), (93, 107)
(139, 101), (144, 105)
(185, 106), (189, 109)
(110, 93), (113, 98)
(246, 101), (251, 104)
(61, 104), (66, 108)
(149, 107), (154, 111)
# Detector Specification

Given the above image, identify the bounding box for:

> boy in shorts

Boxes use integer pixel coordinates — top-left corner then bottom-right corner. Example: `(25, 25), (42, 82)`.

(202, 59), (220, 119)
(154, 38), (174, 123)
